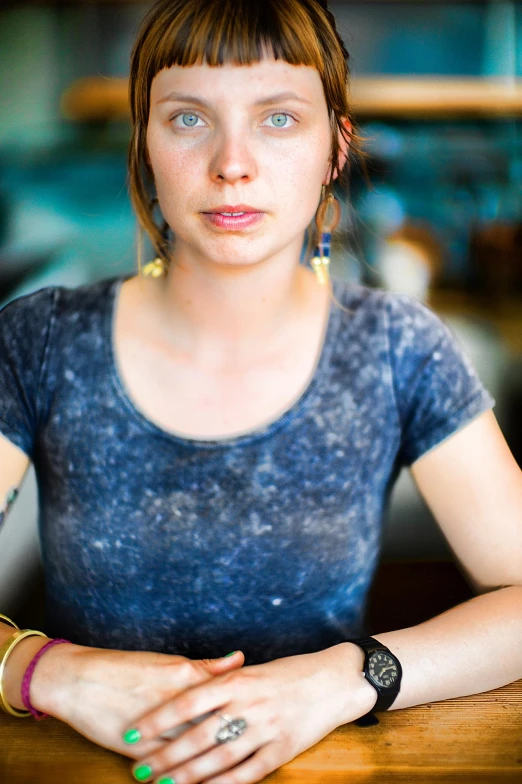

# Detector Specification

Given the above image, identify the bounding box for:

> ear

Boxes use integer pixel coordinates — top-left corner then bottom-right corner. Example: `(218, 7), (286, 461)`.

(325, 117), (352, 183)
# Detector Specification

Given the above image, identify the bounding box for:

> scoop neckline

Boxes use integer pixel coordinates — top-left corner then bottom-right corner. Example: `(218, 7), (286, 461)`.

(105, 273), (344, 449)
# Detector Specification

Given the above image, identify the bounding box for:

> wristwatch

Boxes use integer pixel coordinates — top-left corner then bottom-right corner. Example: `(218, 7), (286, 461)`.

(347, 636), (403, 727)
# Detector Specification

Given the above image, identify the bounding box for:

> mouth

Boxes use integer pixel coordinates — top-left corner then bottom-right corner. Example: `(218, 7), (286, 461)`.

(201, 208), (265, 230)
(203, 204), (262, 215)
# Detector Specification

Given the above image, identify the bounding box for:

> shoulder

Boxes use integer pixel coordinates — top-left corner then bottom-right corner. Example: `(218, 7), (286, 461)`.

(0, 276), (128, 368)
(0, 286), (60, 360)
(0, 284), (57, 322)
(2, 275), (127, 340)
(331, 280), (476, 383)
(332, 278), (447, 343)
(53, 275), (125, 320)
(0, 275), (123, 321)
(335, 278), (443, 321)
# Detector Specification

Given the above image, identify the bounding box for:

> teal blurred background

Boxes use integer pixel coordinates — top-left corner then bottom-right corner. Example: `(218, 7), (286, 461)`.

(1, 1), (521, 303)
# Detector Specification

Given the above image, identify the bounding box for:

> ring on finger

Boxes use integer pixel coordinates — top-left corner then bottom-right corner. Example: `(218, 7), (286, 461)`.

(215, 712), (248, 744)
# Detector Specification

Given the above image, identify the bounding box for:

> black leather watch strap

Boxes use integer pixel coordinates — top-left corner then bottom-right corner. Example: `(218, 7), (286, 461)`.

(348, 636), (402, 727)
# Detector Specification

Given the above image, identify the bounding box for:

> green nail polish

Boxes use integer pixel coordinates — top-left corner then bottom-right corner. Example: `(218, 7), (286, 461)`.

(158, 779), (176, 784)
(225, 650), (237, 657)
(133, 764), (153, 782)
(123, 728), (142, 744)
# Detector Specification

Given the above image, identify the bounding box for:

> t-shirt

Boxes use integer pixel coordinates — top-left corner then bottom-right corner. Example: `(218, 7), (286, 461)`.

(0, 274), (494, 665)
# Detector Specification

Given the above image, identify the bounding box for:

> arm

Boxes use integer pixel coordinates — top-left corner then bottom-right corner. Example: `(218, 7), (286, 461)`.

(331, 584), (522, 721)
(0, 432), (53, 711)
(329, 409), (522, 720)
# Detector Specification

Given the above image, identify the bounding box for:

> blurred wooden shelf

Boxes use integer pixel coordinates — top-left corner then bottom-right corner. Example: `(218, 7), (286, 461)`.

(351, 76), (522, 118)
(60, 76), (522, 122)
(61, 77), (130, 122)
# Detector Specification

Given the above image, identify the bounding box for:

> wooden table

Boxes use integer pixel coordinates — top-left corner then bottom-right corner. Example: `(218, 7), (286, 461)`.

(1, 680), (521, 784)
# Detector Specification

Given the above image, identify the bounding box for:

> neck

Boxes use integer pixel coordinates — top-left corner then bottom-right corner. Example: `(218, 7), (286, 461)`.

(146, 243), (320, 369)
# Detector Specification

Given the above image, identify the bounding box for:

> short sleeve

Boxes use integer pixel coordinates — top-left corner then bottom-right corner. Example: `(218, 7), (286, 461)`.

(385, 291), (496, 467)
(0, 287), (57, 458)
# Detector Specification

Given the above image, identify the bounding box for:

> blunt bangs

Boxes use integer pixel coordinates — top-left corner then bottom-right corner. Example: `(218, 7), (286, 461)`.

(131, 0), (340, 127)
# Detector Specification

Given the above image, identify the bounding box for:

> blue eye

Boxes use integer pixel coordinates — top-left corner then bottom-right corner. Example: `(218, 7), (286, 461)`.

(171, 112), (203, 128)
(180, 113), (200, 127)
(266, 113), (294, 128)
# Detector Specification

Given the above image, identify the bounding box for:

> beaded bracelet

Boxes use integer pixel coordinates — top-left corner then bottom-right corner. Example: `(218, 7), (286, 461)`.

(21, 639), (72, 720)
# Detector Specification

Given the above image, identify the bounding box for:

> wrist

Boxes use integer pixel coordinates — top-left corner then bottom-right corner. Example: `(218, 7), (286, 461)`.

(29, 640), (83, 718)
(321, 642), (378, 726)
(3, 635), (83, 717)
(3, 635), (51, 711)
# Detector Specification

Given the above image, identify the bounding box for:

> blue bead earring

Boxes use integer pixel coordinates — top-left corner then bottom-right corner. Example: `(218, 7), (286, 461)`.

(311, 185), (341, 285)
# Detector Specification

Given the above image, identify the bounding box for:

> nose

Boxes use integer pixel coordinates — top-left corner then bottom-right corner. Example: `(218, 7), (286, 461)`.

(209, 124), (257, 185)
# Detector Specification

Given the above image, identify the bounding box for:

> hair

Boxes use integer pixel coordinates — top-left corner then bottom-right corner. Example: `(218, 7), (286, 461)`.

(128, 0), (364, 271)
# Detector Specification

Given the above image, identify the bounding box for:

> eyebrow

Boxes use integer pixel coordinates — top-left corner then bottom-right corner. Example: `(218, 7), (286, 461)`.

(156, 91), (312, 107)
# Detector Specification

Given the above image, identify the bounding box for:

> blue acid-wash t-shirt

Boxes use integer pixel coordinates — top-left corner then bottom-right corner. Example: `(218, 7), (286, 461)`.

(0, 274), (494, 664)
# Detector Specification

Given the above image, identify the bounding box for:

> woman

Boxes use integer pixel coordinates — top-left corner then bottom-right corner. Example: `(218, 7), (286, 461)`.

(1, 1), (521, 783)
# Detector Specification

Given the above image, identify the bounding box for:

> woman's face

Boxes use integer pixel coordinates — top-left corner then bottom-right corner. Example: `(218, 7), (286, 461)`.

(147, 57), (339, 272)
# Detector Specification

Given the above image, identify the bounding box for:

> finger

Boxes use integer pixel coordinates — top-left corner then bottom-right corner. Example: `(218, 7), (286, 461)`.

(119, 736), (170, 760)
(158, 711), (217, 742)
(131, 706), (273, 784)
(121, 671), (217, 752)
(200, 650), (245, 675)
(129, 674), (236, 743)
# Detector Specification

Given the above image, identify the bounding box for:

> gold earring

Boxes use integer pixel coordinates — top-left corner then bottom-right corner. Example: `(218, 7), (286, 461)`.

(142, 258), (168, 278)
(311, 185), (341, 285)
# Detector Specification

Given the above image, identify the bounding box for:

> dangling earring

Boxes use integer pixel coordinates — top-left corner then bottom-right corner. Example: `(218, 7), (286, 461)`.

(142, 258), (168, 278)
(141, 201), (170, 278)
(311, 184), (341, 285)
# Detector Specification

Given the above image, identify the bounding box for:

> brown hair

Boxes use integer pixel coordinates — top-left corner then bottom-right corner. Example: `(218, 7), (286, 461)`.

(128, 0), (363, 270)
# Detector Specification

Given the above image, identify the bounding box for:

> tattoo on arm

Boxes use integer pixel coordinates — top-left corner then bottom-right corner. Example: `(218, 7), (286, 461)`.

(0, 488), (19, 528)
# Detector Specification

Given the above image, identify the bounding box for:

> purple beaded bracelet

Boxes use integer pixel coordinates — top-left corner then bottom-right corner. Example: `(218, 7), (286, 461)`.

(21, 639), (71, 720)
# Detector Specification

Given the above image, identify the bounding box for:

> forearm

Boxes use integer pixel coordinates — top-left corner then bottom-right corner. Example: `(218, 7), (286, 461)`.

(328, 585), (522, 724)
(0, 621), (81, 713)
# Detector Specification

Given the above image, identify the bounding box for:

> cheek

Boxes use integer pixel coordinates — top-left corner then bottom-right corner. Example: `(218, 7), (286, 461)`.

(146, 126), (193, 190)
(263, 138), (328, 215)
(266, 128), (330, 186)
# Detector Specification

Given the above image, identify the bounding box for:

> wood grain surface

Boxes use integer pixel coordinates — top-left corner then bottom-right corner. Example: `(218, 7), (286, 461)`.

(1, 679), (521, 784)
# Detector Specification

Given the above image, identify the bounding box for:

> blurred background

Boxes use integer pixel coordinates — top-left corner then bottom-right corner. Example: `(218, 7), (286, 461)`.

(1, 1), (521, 616)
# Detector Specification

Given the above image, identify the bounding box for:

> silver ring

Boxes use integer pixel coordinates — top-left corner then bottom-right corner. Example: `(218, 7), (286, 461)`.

(215, 713), (248, 744)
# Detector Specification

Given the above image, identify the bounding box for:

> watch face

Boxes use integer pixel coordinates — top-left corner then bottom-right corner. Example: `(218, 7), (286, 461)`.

(368, 651), (400, 689)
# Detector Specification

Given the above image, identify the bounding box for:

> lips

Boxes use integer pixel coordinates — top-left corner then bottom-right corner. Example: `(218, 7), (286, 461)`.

(204, 204), (261, 214)
(202, 211), (265, 229)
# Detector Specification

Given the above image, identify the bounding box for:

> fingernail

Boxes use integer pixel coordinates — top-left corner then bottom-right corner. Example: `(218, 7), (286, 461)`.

(158, 779), (176, 784)
(133, 764), (153, 782)
(224, 650), (237, 657)
(123, 728), (142, 744)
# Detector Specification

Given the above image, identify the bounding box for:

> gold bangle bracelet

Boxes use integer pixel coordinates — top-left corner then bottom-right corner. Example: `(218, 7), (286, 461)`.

(0, 629), (48, 717)
(0, 614), (19, 630)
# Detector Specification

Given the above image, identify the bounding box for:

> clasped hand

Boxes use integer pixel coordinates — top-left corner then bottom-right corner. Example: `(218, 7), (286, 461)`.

(125, 643), (374, 784)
